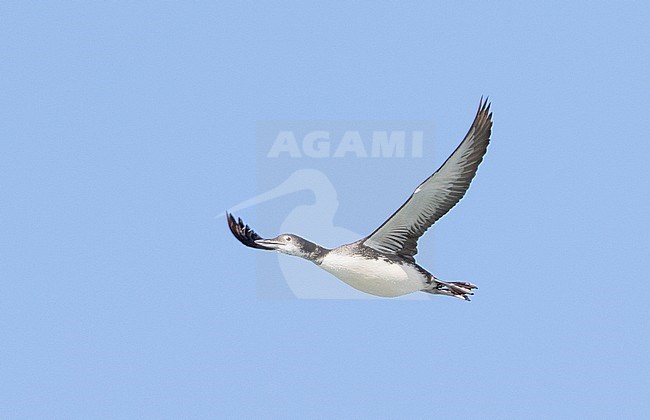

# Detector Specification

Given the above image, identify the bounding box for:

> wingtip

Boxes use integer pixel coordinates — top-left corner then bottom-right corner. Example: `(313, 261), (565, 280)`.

(476, 96), (493, 130)
(479, 96), (491, 112)
(226, 212), (238, 231)
(226, 212), (273, 250)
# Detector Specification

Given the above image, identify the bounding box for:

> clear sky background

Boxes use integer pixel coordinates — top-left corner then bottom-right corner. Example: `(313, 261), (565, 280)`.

(1, 2), (649, 418)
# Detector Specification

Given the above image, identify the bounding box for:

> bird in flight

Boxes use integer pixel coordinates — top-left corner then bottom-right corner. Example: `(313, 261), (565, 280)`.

(228, 99), (493, 300)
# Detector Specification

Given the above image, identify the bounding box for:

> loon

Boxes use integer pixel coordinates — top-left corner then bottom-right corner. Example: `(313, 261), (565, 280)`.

(227, 99), (493, 300)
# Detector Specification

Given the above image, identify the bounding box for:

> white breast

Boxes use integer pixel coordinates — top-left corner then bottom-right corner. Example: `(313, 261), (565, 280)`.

(319, 253), (427, 297)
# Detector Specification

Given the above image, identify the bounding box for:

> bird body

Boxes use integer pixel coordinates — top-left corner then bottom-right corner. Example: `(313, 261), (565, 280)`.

(227, 99), (493, 300)
(318, 242), (431, 297)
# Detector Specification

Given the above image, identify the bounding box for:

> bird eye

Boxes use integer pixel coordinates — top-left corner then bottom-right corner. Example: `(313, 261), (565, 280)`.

(286, 236), (291, 241)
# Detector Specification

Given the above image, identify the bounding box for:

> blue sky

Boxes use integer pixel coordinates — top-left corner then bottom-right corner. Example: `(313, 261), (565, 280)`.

(1, 1), (649, 418)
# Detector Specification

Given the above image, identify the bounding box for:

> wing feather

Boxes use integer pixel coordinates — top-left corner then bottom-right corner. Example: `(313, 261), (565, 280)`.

(363, 99), (493, 262)
(227, 213), (274, 250)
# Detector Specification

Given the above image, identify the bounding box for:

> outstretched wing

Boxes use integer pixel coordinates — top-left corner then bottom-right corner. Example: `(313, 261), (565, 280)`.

(363, 99), (493, 262)
(227, 213), (274, 250)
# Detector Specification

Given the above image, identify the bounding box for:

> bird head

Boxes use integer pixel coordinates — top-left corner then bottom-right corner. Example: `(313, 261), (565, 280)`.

(255, 234), (311, 257)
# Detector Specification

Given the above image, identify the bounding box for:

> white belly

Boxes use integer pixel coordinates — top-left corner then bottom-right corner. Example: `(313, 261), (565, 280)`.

(319, 253), (427, 297)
